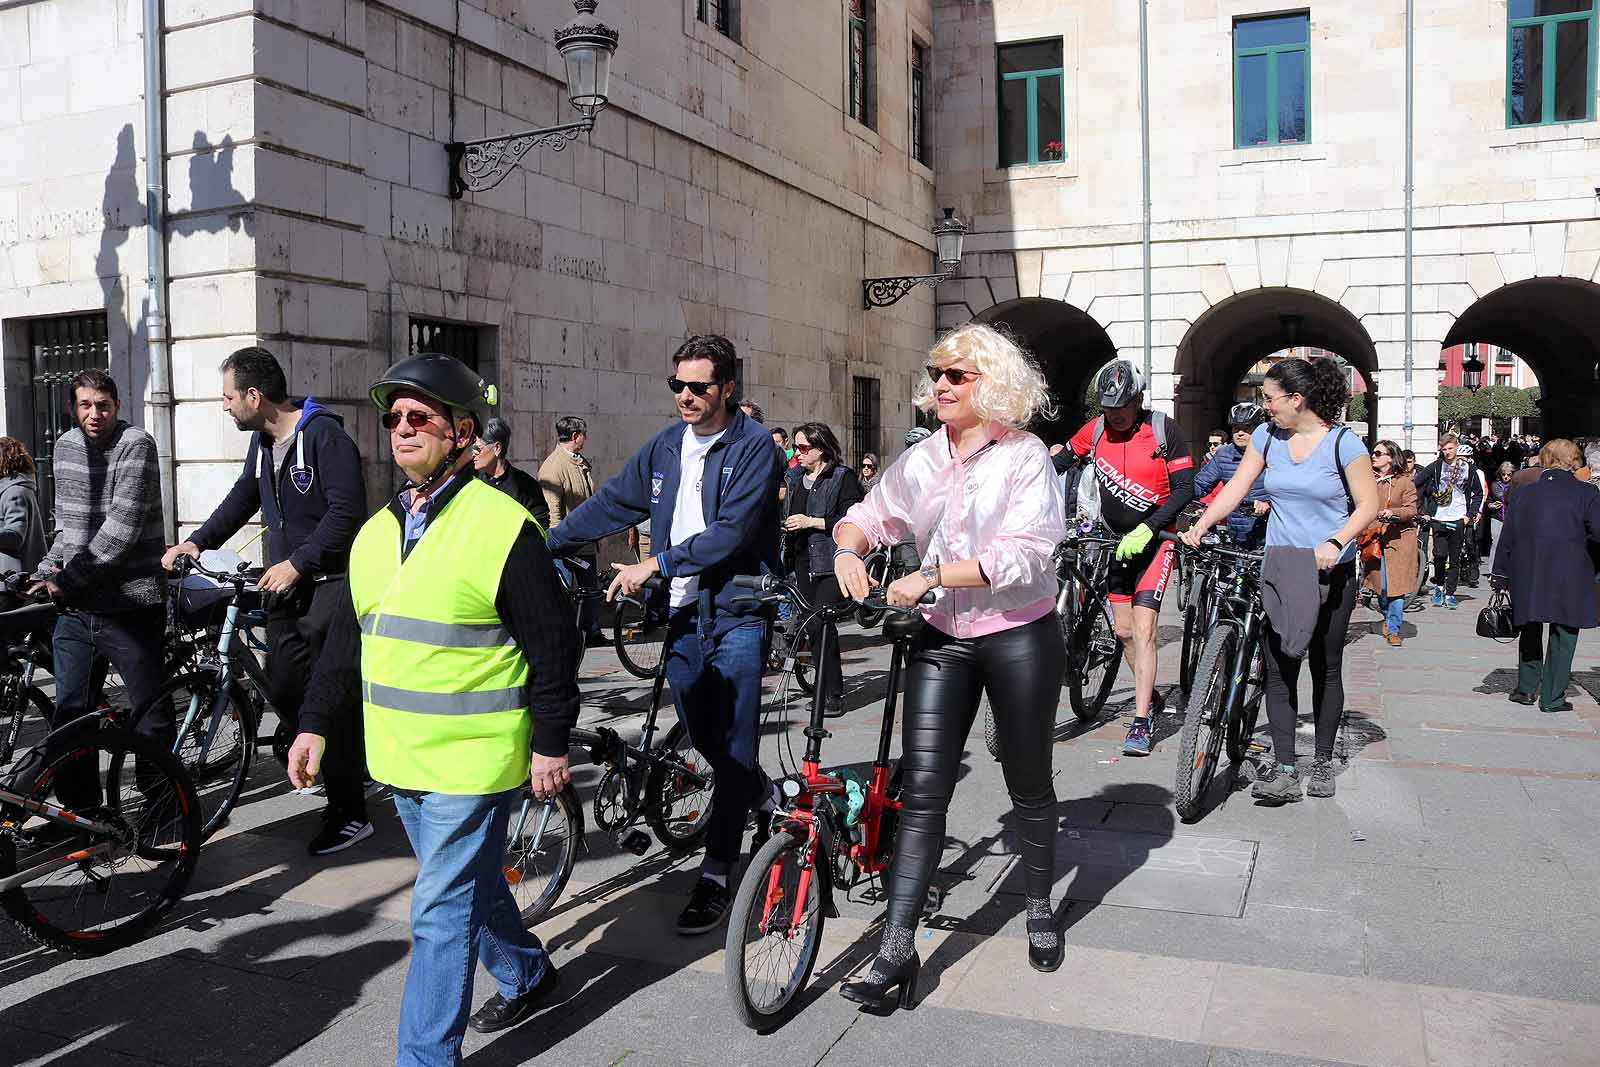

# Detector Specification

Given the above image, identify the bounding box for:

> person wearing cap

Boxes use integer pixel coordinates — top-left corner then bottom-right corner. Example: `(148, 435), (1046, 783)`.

(1414, 433), (1481, 610)
(286, 353), (581, 1060)
(162, 345), (370, 855)
(1193, 403), (1270, 548)
(474, 415), (550, 530)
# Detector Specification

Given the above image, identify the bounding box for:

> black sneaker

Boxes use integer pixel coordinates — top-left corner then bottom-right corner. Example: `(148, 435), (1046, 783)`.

(675, 876), (731, 935)
(467, 964), (561, 1033)
(308, 811), (373, 856)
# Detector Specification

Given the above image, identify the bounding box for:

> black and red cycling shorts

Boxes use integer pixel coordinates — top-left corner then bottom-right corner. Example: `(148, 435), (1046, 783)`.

(1106, 538), (1175, 610)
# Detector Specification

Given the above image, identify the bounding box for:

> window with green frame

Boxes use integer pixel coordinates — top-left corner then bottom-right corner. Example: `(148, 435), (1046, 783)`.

(997, 39), (1064, 166)
(1233, 13), (1310, 147)
(1508, 0), (1596, 126)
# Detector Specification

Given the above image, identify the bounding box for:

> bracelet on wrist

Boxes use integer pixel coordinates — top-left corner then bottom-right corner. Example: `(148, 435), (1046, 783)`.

(833, 547), (864, 562)
(1325, 537), (1345, 550)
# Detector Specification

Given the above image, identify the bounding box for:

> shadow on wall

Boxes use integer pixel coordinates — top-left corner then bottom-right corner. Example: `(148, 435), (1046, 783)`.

(187, 130), (247, 227)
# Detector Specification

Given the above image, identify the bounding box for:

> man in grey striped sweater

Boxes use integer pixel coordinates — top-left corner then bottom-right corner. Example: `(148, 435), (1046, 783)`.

(31, 370), (169, 795)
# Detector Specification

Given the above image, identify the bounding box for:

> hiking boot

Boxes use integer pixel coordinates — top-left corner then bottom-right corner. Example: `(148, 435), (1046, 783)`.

(1251, 763), (1303, 804)
(1306, 758), (1336, 798)
(1387, 632), (1403, 647)
(1121, 717), (1152, 757)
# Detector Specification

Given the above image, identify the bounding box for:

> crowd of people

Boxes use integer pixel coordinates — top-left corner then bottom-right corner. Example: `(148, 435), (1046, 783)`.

(8, 326), (1599, 1065)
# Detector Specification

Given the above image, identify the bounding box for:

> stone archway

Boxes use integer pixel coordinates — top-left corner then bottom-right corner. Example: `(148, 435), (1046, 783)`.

(1443, 277), (1600, 439)
(1174, 288), (1380, 449)
(973, 297), (1118, 446)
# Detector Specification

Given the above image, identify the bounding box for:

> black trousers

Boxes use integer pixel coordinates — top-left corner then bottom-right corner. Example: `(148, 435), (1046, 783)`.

(885, 613), (1064, 930)
(1431, 521), (1466, 595)
(267, 578), (367, 816)
(793, 562), (845, 707)
(1262, 561), (1357, 766)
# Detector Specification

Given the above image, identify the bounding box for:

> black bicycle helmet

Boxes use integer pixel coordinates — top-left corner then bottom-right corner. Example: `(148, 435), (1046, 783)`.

(1094, 359), (1146, 409)
(1228, 402), (1264, 428)
(369, 353), (497, 427)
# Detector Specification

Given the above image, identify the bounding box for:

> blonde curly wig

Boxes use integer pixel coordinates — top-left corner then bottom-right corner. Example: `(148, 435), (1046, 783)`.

(913, 323), (1057, 430)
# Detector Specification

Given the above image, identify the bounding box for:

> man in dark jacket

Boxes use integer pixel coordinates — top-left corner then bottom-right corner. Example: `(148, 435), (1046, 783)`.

(1414, 433), (1482, 609)
(547, 334), (782, 936)
(163, 346), (371, 855)
(473, 416), (550, 529)
(1193, 404), (1270, 547)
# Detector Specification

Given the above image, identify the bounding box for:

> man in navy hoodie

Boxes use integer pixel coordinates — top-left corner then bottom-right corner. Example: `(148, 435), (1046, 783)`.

(547, 334), (782, 934)
(163, 346), (370, 855)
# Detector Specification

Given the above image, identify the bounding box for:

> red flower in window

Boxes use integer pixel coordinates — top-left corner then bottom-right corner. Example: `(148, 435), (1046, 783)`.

(1043, 140), (1063, 160)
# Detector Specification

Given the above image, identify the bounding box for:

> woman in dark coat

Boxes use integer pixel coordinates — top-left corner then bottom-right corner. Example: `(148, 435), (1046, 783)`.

(782, 423), (865, 717)
(1491, 439), (1600, 713)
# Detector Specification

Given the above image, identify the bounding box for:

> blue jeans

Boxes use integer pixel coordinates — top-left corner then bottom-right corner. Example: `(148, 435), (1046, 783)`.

(663, 610), (766, 876)
(1379, 559), (1405, 634)
(393, 788), (551, 1067)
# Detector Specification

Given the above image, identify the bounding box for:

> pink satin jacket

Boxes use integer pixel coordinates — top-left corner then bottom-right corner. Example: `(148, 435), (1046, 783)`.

(838, 424), (1064, 639)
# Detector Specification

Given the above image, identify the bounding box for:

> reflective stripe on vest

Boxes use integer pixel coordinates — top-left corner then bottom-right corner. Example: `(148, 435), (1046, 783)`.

(348, 478), (535, 795)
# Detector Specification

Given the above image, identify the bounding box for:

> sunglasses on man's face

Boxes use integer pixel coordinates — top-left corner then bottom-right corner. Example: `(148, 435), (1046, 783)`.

(381, 409), (447, 431)
(668, 377), (722, 397)
(926, 365), (982, 386)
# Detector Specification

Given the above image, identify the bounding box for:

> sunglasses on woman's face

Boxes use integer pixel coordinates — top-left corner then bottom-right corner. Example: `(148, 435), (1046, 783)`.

(1373, 450), (1390, 457)
(381, 409), (446, 431)
(667, 377), (722, 397)
(926, 365), (982, 386)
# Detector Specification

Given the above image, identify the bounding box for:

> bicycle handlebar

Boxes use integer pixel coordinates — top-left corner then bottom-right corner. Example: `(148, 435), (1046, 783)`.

(172, 554), (260, 586)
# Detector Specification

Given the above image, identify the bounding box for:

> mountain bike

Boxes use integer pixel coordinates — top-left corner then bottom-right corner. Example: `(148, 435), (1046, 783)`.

(1173, 536), (1267, 822)
(503, 578), (715, 927)
(854, 545), (917, 628)
(0, 592), (59, 771)
(723, 573), (929, 1030)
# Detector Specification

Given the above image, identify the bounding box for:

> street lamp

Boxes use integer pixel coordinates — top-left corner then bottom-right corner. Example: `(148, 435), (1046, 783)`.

(863, 208), (968, 309)
(447, 0), (620, 198)
(1461, 349), (1485, 393)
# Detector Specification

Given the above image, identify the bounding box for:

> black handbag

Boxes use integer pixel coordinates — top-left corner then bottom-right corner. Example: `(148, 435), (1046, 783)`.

(1476, 588), (1516, 641)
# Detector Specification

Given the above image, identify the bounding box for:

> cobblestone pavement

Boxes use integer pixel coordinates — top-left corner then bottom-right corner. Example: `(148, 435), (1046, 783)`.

(5, 580), (1600, 1066)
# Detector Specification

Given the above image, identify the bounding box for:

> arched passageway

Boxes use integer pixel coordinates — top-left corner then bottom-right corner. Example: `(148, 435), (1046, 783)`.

(1175, 288), (1379, 449)
(974, 297), (1117, 446)
(1444, 278), (1600, 439)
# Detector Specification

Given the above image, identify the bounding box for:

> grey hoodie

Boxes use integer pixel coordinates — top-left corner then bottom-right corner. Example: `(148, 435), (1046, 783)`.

(0, 474), (46, 577)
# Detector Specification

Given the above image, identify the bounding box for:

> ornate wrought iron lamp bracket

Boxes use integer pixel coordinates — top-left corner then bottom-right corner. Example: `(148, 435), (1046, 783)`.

(447, 120), (593, 198)
(862, 272), (954, 309)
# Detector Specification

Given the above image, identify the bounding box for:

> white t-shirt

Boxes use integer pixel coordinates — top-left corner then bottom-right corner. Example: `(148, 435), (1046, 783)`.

(668, 424), (728, 608)
(1433, 459), (1470, 523)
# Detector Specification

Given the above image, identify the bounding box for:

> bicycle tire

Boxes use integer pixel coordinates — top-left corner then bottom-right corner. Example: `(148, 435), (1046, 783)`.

(1068, 601), (1122, 720)
(1226, 643), (1265, 766)
(1174, 550), (1189, 614)
(855, 554), (889, 628)
(2, 718), (200, 956)
(139, 671), (255, 842)
(1406, 537), (1430, 613)
(643, 721), (715, 853)
(0, 685), (53, 769)
(1175, 625), (1236, 822)
(982, 705), (1002, 760)
(612, 597), (667, 680)
(724, 827), (827, 1030)
(790, 631), (816, 696)
(504, 783), (581, 928)
(1178, 570), (1212, 696)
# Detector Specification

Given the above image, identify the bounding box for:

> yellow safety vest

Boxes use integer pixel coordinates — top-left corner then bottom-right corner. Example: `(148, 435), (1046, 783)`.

(348, 478), (533, 794)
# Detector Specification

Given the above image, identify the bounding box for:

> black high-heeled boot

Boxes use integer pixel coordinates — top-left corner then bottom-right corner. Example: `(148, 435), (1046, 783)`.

(840, 950), (921, 1009)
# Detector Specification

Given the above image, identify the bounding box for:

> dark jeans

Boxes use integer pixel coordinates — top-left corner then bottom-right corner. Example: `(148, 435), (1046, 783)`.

(1517, 622), (1579, 711)
(267, 578), (367, 817)
(1431, 521), (1465, 595)
(886, 613), (1064, 930)
(50, 606), (168, 807)
(1262, 561), (1357, 766)
(1460, 521), (1481, 586)
(794, 563), (845, 709)
(663, 610), (766, 876)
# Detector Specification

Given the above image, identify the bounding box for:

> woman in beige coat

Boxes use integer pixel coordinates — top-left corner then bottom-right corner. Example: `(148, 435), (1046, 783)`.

(1362, 439), (1419, 645)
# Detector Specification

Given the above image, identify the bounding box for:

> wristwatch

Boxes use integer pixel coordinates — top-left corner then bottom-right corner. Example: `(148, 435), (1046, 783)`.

(920, 561), (942, 589)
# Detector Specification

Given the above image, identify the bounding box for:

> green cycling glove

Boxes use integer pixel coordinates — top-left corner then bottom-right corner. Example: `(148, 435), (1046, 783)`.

(1115, 524), (1154, 561)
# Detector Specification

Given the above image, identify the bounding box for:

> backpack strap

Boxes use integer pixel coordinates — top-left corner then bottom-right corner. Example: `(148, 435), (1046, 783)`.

(1090, 415), (1106, 454)
(1332, 427), (1353, 512)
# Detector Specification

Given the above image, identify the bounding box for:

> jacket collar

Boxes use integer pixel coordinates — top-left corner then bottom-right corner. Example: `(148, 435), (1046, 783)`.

(386, 466), (474, 524)
(662, 407), (752, 456)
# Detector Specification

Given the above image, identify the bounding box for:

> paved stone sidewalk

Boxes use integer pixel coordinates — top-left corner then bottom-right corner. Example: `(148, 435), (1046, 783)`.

(4, 582), (1600, 1066)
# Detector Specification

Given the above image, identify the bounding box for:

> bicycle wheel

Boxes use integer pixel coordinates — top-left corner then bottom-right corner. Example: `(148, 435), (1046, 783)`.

(644, 721), (715, 852)
(1, 719), (200, 956)
(724, 826), (827, 1030)
(504, 783), (581, 928)
(789, 629), (816, 696)
(1175, 624), (1237, 822)
(1178, 571), (1212, 696)
(1174, 550), (1189, 614)
(855, 554), (889, 628)
(1068, 601), (1122, 720)
(613, 597), (667, 680)
(0, 683), (53, 769)
(139, 672), (254, 842)
(1227, 642), (1265, 766)
(1406, 537), (1430, 612)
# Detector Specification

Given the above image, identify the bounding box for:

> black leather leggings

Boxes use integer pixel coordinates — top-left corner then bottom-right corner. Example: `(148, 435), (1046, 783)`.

(884, 613), (1064, 930)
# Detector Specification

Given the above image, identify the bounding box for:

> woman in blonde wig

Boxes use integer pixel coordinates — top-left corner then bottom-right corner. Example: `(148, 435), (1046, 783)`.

(832, 323), (1067, 1007)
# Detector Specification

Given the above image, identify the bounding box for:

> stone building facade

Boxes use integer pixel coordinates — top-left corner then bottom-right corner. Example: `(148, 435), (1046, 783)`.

(933, 0), (1600, 454)
(1, 0), (942, 544)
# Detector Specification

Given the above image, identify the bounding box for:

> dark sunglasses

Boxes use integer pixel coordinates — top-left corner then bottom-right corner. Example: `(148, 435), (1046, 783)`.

(793, 443), (820, 454)
(381, 409), (447, 431)
(667, 376), (723, 397)
(1373, 449), (1391, 457)
(926, 365), (982, 386)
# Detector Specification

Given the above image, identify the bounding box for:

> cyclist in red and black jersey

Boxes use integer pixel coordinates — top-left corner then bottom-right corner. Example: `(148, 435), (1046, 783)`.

(1065, 360), (1195, 756)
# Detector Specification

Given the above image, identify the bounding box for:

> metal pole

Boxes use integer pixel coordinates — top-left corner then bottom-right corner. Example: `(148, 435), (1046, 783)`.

(1402, 0), (1415, 450)
(1139, 0), (1152, 387)
(142, 0), (176, 540)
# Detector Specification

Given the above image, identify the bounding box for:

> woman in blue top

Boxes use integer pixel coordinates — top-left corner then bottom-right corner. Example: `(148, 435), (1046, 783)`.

(1181, 358), (1378, 803)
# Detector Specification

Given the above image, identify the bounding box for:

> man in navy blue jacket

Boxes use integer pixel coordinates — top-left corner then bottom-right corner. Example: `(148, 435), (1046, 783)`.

(163, 346), (371, 855)
(1193, 403), (1271, 548)
(547, 334), (782, 935)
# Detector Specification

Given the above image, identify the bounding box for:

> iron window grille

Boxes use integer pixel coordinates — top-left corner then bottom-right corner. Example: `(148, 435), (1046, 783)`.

(912, 42), (931, 165)
(28, 313), (109, 530)
(697, 0), (735, 38)
(409, 318), (481, 374)
(848, 1), (875, 128)
(851, 376), (881, 469)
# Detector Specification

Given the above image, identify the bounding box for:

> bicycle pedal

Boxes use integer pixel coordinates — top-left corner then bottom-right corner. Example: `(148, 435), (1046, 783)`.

(615, 828), (651, 856)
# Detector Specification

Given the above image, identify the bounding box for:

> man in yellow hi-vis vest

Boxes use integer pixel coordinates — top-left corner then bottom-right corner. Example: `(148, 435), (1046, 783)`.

(287, 353), (580, 1065)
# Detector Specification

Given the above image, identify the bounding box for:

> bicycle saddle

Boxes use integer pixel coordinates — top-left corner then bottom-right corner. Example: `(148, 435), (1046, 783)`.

(883, 610), (926, 642)
(0, 598), (57, 634)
